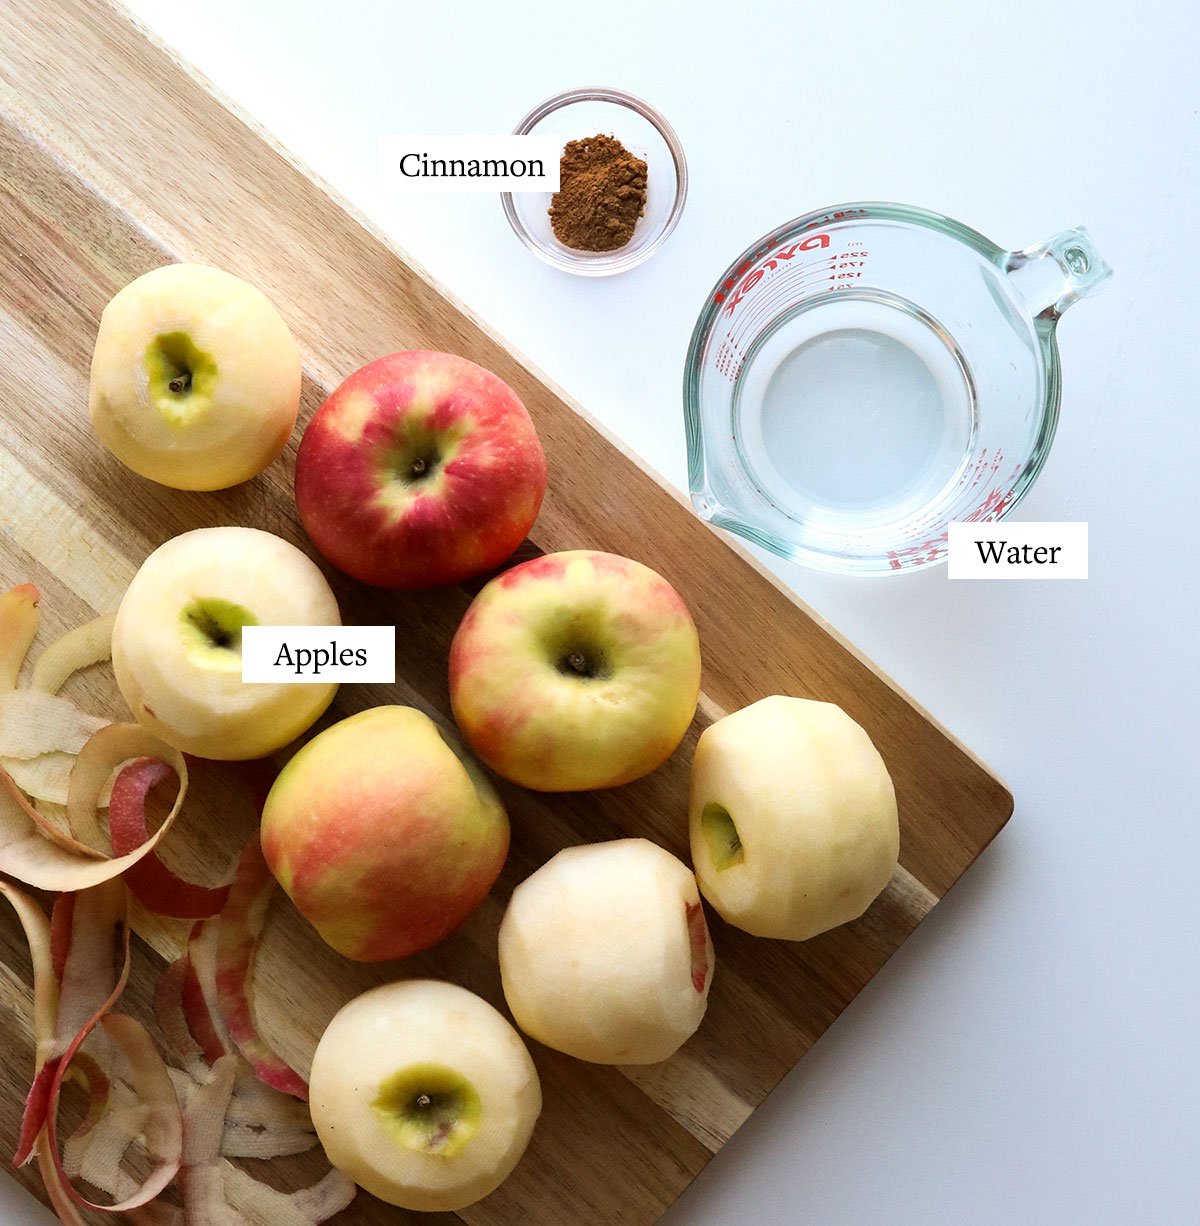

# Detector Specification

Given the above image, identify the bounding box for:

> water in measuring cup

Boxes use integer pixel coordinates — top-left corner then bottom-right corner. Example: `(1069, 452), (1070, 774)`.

(734, 292), (976, 536)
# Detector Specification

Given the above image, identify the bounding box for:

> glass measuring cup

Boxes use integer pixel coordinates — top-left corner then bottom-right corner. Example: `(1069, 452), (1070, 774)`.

(683, 203), (1111, 573)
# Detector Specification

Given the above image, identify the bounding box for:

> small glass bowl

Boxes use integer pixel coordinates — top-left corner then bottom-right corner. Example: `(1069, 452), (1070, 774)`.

(502, 88), (687, 276)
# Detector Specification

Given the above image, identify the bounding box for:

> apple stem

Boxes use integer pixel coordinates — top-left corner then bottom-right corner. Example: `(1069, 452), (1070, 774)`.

(168, 372), (191, 394)
(416, 1094), (432, 1109)
(411, 458), (427, 476)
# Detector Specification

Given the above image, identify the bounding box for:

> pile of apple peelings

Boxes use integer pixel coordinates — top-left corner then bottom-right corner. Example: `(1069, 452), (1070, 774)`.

(0, 583), (356, 1224)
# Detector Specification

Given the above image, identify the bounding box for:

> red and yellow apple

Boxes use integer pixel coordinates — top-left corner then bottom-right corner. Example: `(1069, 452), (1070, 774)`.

(89, 264), (301, 490)
(310, 979), (541, 1212)
(112, 527), (339, 759)
(294, 351), (546, 589)
(498, 839), (714, 1064)
(449, 551), (701, 791)
(689, 696), (899, 940)
(260, 705), (508, 962)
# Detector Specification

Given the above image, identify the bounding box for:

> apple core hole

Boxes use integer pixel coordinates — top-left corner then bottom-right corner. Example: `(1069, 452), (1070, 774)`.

(144, 332), (217, 425)
(399, 447), (441, 484)
(372, 1063), (481, 1159)
(701, 802), (744, 870)
(180, 597), (258, 661)
(558, 646), (611, 680)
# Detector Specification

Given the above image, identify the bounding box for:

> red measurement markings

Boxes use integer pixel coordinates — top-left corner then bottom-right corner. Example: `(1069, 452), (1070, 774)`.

(736, 249), (873, 341)
(886, 456), (1027, 567)
(885, 538), (948, 571)
(831, 244), (868, 290)
(951, 450), (1026, 522)
(714, 337), (748, 381)
(710, 233), (874, 383)
(713, 248), (877, 383)
(717, 233), (833, 315)
(728, 261), (838, 350)
(713, 211), (870, 313)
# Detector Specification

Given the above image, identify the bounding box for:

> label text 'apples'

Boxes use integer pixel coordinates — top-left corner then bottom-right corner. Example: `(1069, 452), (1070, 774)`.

(242, 627), (396, 683)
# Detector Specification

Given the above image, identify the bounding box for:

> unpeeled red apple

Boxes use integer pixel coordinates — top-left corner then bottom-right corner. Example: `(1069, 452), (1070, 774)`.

(689, 696), (899, 941)
(260, 706), (508, 962)
(450, 551), (701, 791)
(112, 527), (339, 759)
(498, 838), (714, 1065)
(310, 979), (541, 1212)
(89, 264), (301, 490)
(294, 351), (546, 589)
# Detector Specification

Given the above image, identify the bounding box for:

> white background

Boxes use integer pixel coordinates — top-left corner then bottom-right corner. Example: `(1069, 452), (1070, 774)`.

(5, 2), (1196, 1222)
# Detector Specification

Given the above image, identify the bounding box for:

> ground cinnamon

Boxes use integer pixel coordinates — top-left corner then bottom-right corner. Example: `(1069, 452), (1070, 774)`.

(549, 134), (647, 252)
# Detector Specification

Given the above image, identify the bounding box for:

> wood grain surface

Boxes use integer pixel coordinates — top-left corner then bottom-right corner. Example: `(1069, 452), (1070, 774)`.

(0, 0), (1012, 1221)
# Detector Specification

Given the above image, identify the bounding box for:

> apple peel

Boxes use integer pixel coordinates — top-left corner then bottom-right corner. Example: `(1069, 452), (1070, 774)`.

(5, 878), (183, 1216)
(686, 901), (711, 993)
(58, 1051), (112, 1155)
(182, 1054), (238, 1173)
(156, 961), (317, 1160)
(0, 690), (108, 760)
(0, 595), (339, 1221)
(49, 883), (127, 1057)
(220, 1117), (319, 1160)
(227, 1074), (313, 1134)
(68, 723), (187, 854)
(0, 724), (188, 892)
(182, 1055), (351, 1225)
(0, 723), (192, 890)
(154, 957), (209, 1079)
(0, 612), (118, 804)
(183, 920), (234, 1063)
(213, 839), (309, 1100)
(16, 879), (130, 1167)
(108, 756), (231, 919)
(2, 767), (106, 862)
(0, 881), (61, 1167)
(0, 751), (79, 807)
(157, 980), (315, 1167)
(221, 1162), (357, 1225)
(31, 612), (116, 695)
(45, 1012), (182, 1214)
(50, 892), (75, 985)
(0, 583), (39, 691)
(0, 881), (60, 1070)
(63, 1097), (144, 1190)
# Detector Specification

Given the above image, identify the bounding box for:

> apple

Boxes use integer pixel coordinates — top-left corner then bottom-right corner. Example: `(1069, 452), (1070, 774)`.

(89, 264), (301, 490)
(449, 551), (701, 791)
(310, 979), (541, 1212)
(294, 351), (546, 589)
(498, 839), (714, 1065)
(112, 527), (339, 759)
(260, 705), (508, 962)
(689, 696), (899, 941)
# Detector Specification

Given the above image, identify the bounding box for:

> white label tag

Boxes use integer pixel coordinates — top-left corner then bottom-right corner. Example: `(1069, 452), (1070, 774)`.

(241, 626), (396, 683)
(379, 135), (560, 192)
(948, 522), (1088, 579)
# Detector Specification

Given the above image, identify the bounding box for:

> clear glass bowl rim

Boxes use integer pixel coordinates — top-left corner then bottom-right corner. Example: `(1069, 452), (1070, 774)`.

(682, 201), (1064, 575)
(501, 86), (688, 276)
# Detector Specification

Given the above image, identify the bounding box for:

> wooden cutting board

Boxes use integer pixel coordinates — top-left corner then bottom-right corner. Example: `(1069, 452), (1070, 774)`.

(0, 1), (1012, 1221)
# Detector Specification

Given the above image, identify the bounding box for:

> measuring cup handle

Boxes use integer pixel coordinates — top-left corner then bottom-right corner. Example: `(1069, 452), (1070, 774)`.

(1003, 227), (1113, 319)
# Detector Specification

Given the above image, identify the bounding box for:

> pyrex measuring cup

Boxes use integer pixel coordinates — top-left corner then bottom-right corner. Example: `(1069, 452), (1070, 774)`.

(683, 203), (1111, 573)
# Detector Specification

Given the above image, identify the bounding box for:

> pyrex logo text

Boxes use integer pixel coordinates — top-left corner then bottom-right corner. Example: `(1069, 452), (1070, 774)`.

(716, 233), (831, 315)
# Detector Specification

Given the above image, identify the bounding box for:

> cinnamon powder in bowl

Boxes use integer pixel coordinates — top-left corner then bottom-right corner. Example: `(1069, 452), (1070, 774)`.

(549, 134), (648, 252)
(501, 88), (687, 277)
